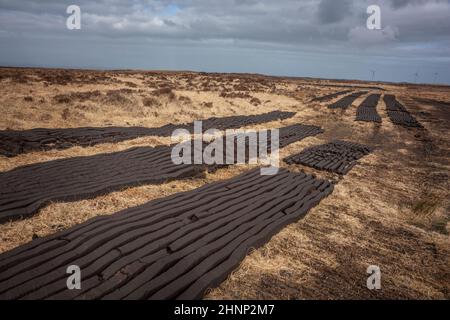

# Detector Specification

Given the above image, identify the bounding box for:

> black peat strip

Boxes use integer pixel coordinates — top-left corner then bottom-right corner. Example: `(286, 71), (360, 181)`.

(284, 140), (373, 175)
(309, 83), (385, 91)
(383, 95), (422, 128)
(355, 94), (381, 122)
(0, 168), (333, 300)
(328, 92), (368, 109)
(310, 90), (353, 102)
(0, 124), (323, 223)
(0, 111), (295, 157)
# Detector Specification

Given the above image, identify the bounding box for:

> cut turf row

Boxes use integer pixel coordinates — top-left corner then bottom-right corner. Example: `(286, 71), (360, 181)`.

(0, 168), (333, 300)
(0, 111), (295, 157)
(284, 140), (373, 175)
(328, 92), (368, 109)
(383, 95), (422, 128)
(310, 90), (353, 102)
(0, 124), (324, 223)
(310, 83), (385, 91)
(355, 94), (382, 122)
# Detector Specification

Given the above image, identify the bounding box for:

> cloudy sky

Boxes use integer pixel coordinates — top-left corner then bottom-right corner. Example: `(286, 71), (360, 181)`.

(1, 0), (449, 84)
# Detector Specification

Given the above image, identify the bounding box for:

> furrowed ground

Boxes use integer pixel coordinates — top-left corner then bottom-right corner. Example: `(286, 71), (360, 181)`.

(0, 68), (448, 299)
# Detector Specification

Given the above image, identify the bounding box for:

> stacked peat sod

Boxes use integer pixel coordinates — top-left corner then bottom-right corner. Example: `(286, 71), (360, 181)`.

(0, 111), (295, 157)
(284, 140), (373, 175)
(0, 124), (324, 223)
(355, 94), (382, 122)
(328, 92), (368, 109)
(0, 168), (333, 300)
(383, 95), (422, 128)
(310, 90), (353, 102)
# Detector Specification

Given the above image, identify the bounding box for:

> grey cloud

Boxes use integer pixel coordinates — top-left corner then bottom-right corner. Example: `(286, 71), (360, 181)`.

(0, 0), (449, 84)
(390, 0), (414, 8)
(317, 0), (352, 24)
(388, 0), (441, 9)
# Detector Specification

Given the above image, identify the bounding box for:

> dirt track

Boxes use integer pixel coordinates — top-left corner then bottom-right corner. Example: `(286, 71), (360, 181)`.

(0, 68), (448, 299)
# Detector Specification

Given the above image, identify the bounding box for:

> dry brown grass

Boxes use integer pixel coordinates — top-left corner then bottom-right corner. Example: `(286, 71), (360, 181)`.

(0, 67), (448, 299)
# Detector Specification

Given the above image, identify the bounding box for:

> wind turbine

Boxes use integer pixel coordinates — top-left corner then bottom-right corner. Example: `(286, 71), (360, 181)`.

(413, 71), (419, 84)
(370, 70), (376, 81)
(433, 72), (439, 84)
